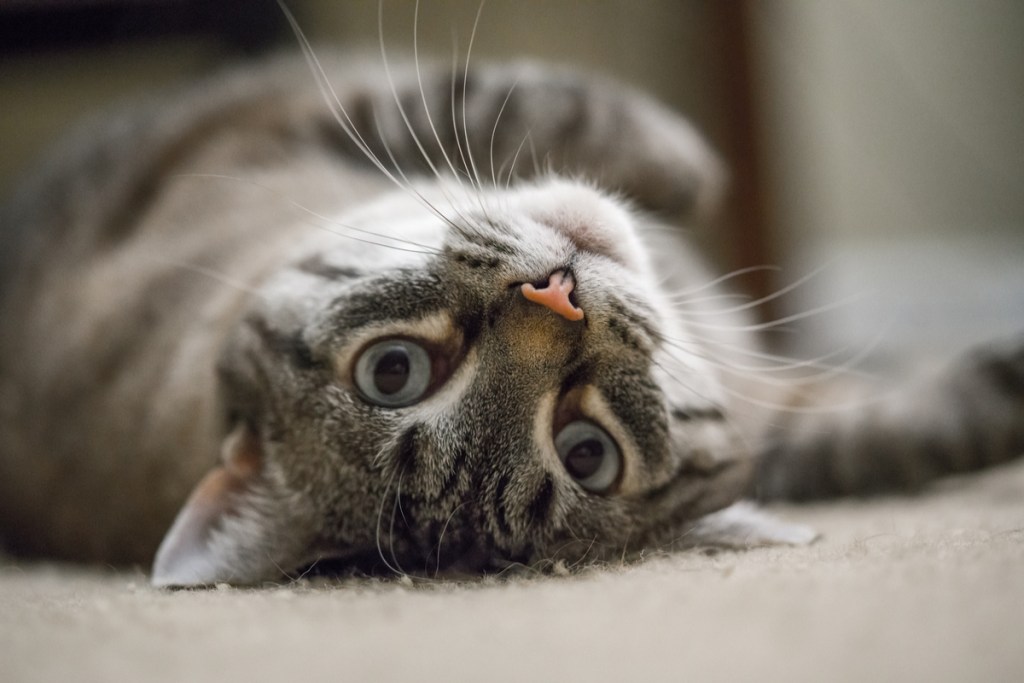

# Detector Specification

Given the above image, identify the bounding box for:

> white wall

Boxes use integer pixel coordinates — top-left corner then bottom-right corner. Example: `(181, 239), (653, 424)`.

(750, 0), (1024, 368)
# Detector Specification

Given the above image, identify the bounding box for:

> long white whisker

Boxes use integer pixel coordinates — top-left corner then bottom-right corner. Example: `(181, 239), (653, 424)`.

(374, 463), (406, 578)
(387, 469), (411, 578)
(433, 499), (470, 577)
(503, 128), (535, 189)
(174, 173), (440, 254)
(669, 265), (782, 300)
(380, 0), (488, 230)
(660, 328), (880, 383)
(671, 262), (832, 315)
(663, 336), (849, 376)
(140, 255), (268, 299)
(460, 0), (488, 194)
(676, 293), (864, 333)
(662, 339), (866, 391)
(367, 106), (463, 228)
(278, 2), (403, 183)
(489, 78), (521, 188)
(378, 2), (448, 187)
(669, 292), (754, 307)
(279, 0), (469, 233)
(413, 0), (465, 186)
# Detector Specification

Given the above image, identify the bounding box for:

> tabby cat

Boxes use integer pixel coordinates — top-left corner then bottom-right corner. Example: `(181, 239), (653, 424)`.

(0, 50), (1020, 587)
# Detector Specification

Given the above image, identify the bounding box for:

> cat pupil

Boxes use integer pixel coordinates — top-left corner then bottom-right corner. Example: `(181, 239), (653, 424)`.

(373, 348), (411, 395)
(565, 439), (605, 480)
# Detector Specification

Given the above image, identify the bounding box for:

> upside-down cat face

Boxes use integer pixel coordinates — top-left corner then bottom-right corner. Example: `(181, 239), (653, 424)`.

(152, 179), (752, 586)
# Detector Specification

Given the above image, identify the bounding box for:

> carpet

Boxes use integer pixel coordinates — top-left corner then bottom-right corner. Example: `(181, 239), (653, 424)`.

(3, 460), (1023, 683)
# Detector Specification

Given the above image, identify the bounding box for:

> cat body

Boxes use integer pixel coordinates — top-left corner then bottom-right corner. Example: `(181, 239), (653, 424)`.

(1, 54), (1020, 586)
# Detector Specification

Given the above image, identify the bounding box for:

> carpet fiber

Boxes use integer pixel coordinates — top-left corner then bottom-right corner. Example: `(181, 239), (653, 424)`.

(3, 461), (1023, 683)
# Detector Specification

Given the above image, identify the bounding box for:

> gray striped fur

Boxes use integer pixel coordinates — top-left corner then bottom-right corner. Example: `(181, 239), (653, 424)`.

(0, 53), (1019, 585)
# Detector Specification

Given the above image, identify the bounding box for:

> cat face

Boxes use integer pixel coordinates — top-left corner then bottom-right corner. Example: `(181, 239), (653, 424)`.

(153, 178), (752, 585)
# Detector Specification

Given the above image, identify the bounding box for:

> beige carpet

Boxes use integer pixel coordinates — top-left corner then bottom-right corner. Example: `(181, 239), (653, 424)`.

(3, 460), (1023, 683)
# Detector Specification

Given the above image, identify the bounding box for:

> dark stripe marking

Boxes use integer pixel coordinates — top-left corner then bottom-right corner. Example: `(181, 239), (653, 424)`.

(607, 297), (658, 344)
(492, 471), (513, 537)
(451, 251), (501, 269)
(526, 475), (555, 527)
(560, 363), (593, 397)
(245, 315), (322, 371)
(394, 425), (420, 478)
(437, 445), (469, 498)
(606, 316), (642, 351)
(458, 311), (485, 347)
(297, 255), (362, 281)
(671, 406), (725, 422)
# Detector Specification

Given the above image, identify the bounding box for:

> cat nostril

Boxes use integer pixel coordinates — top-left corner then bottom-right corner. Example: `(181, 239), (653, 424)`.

(531, 277), (550, 290)
(521, 269), (584, 322)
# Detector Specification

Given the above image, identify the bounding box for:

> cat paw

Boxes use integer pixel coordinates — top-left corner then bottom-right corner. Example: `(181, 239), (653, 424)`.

(686, 502), (819, 549)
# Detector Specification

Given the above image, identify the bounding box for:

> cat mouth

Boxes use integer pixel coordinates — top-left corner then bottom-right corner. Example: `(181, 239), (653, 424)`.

(295, 541), (517, 580)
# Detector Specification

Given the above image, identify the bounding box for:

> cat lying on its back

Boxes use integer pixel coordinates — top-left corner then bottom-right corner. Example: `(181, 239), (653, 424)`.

(0, 53), (1021, 587)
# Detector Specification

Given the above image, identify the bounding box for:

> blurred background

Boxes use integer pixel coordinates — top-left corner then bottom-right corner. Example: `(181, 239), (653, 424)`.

(2, 0), (1021, 371)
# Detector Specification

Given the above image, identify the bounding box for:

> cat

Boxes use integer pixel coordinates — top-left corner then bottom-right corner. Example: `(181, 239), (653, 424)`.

(0, 47), (1021, 588)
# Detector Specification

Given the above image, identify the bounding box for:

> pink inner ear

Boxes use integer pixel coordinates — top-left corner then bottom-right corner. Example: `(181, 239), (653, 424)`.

(222, 423), (263, 478)
(150, 424), (267, 588)
(150, 465), (250, 587)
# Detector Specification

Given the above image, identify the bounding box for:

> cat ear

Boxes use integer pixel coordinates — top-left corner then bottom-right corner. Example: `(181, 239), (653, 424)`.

(685, 502), (819, 549)
(151, 424), (314, 588)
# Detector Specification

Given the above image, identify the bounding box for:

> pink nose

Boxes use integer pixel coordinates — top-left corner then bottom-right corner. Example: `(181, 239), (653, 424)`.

(521, 270), (584, 321)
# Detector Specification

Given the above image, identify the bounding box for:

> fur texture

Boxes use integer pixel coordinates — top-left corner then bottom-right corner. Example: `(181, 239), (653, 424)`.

(0, 53), (1020, 586)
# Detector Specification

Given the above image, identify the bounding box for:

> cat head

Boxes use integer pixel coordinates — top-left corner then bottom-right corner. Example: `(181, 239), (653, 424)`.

(151, 176), (753, 586)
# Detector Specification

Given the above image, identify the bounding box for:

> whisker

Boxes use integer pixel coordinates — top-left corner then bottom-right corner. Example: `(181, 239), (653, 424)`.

(139, 254), (268, 299)
(676, 293), (865, 333)
(671, 293), (756, 308)
(174, 172), (440, 254)
(489, 78), (522, 188)
(670, 265), (782, 300)
(366, 107), (469, 231)
(279, 0), (467, 233)
(658, 345), (889, 416)
(433, 499), (470, 577)
(277, 2), (403, 183)
(374, 463), (407, 578)
(661, 339), (862, 391)
(413, 0), (467, 187)
(670, 262), (832, 315)
(446, 34), (492, 220)
(378, 1), (449, 189)
(503, 127), (535, 190)
(661, 333), (877, 382)
(460, 0), (489, 195)
(387, 470), (408, 577)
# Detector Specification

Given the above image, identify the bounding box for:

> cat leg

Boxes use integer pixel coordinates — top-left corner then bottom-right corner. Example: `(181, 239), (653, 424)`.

(754, 334), (1024, 501)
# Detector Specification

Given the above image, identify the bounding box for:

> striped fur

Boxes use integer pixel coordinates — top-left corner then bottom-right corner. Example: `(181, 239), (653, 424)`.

(0, 52), (1019, 585)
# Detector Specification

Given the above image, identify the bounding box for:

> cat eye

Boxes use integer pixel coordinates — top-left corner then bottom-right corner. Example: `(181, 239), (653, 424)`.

(554, 420), (621, 493)
(353, 338), (432, 407)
